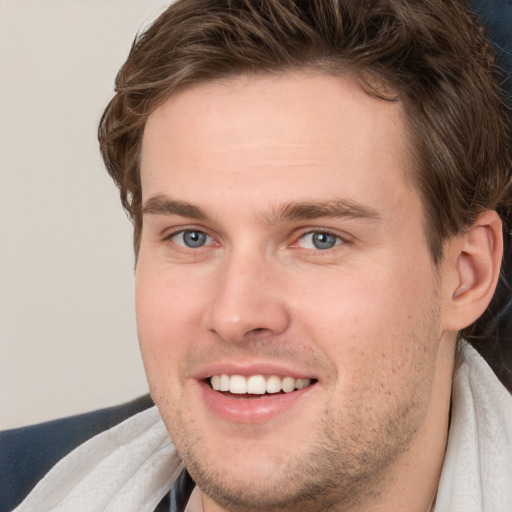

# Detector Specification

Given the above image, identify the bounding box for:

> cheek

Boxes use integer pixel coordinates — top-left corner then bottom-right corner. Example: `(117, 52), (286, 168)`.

(134, 260), (208, 392)
(136, 251), (209, 334)
(291, 266), (401, 339)
(291, 257), (438, 380)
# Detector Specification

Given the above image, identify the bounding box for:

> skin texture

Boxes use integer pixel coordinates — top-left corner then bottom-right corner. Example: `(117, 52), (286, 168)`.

(135, 72), (486, 512)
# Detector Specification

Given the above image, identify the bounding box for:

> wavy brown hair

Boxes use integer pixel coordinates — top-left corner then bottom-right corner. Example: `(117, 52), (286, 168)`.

(98, 0), (512, 387)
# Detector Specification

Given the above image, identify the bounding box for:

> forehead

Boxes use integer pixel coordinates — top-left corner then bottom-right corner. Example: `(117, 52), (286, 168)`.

(140, 72), (415, 220)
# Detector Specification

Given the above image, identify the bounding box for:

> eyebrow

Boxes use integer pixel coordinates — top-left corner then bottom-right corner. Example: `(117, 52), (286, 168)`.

(142, 195), (207, 219)
(142, 194), (381, 224)
(268, 199), (381, 224)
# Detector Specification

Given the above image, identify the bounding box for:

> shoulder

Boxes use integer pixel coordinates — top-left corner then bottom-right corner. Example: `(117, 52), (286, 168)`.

(0, 395), (154, 512)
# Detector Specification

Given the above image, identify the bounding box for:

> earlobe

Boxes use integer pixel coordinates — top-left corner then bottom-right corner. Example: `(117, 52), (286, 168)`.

(445, 211), (503, 331)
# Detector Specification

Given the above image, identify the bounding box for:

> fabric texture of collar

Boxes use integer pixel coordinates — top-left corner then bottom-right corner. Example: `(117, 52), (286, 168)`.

(435, 343), (512, 511)
(13, 406), (183, 511)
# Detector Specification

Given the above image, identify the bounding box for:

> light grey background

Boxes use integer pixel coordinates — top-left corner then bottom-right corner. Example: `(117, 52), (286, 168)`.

(0, 0), (173, 429)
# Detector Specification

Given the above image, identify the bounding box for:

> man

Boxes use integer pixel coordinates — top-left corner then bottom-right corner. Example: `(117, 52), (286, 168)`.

(2, 1), (511, 511)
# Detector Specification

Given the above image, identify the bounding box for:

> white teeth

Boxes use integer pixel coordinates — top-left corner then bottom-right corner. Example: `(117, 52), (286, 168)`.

(210, 375), (220, 390)
(266, 375), (281, 394)
(209, 374), (312, 394)
(219, 374), (230, 391)
(247, 375), (266, 394)
(281, 376), (295, 393)
(229, 375), (247, 394)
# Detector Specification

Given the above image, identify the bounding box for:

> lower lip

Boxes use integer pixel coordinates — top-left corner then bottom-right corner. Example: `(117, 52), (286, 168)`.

(199, 381), (315, 424)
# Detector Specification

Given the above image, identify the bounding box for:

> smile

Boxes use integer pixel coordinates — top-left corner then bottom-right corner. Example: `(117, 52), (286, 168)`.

(209, 374), (313, 394)
(200, 371), (318, 423)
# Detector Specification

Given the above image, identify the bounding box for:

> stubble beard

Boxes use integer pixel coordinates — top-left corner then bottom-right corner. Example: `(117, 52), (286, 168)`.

(156, 298), (443, 512)
(163, 364), (439, 511)
(166, 391), (429, 512)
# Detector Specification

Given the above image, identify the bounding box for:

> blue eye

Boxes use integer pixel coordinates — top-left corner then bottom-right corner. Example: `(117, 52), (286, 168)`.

(172, 230), (211, 248)
(298, 231), (342, 250)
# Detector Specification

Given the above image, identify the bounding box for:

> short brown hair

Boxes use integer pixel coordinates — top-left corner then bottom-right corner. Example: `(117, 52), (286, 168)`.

(98, 0), (512, 383)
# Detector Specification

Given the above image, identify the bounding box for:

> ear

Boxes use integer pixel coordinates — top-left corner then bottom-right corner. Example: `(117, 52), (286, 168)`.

(443, 210), (503, 332)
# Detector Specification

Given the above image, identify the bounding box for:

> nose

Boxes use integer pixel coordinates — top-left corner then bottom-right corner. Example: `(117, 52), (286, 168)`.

(203, 253), (291, 343)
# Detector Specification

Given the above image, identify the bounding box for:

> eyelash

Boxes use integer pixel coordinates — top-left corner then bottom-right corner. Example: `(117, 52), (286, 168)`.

(164, 227), (348, 253)
(293, 230), (347, 251)
(165, 228), (215, 249)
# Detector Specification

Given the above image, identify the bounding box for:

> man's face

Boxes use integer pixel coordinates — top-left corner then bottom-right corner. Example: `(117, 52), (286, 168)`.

(136, 72), (456, 511)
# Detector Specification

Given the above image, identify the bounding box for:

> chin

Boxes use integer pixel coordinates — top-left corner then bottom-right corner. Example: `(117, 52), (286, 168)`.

(168, 416), (399, 512)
